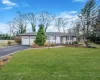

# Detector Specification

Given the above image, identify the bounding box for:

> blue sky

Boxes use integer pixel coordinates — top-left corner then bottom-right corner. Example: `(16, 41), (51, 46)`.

(0, 0), (99, 23)
(0, 0), (100, 33)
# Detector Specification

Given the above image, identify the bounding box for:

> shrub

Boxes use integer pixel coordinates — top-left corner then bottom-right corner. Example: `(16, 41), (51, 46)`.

(8, 41), (11, 46)
(72, 41), (78, 47)
(44, 42), (49, 47)
(50, 42), (56, 47)
(14, 36), (21, 44)
(0, 60), (4, 67)
(73, 41), (78, 45)
(31, 42), (37, 48)
(95, 41), (100, 44)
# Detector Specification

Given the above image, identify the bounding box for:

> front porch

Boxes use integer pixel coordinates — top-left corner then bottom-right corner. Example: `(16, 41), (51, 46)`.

(47, 36), (77, 44)
(60, 36), (77, 44)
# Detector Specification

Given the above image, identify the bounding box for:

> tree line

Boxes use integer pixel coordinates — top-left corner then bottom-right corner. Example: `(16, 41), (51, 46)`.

(0, 34), (13, 40)
(7, 11), (75, 36)
(7, 11), (55, 36)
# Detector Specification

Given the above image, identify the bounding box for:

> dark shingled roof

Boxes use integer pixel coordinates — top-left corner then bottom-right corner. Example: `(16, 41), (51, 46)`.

(19, 32), (77, 36)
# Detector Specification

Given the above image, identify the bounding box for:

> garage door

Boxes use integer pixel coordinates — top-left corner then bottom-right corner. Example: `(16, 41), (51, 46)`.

(29, 36), (35, 45)
(22, 36), (30, 45)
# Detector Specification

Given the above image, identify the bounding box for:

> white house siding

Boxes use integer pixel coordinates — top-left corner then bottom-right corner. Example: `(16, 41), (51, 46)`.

(73, 37), (77, 41)
(56, 36), (60, 44)
(46, 36), (60, 44)
(47, 36), (56, 44)
(62, 37), (66, 44)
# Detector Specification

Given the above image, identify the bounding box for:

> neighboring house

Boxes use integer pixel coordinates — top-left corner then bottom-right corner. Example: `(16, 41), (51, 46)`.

(19, 32), (77, 45)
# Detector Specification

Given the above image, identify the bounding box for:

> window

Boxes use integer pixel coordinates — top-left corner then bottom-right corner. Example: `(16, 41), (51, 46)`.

(70, 36), (72, 40)
(47, 36), (56, 40)
(51, 36), (56, 40)
(66, 36), (69, 40)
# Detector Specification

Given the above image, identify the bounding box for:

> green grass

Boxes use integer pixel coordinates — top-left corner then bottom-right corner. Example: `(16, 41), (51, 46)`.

(0, 43), (5, 48)
(0, 47), (100, 80)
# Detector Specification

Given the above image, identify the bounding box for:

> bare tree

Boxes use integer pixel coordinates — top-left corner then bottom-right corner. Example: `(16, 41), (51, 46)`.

(37, 11), (55, 32)
(61, 19), (68, 33)
(7, 21), (16, 39)
(13, 12), (27, 34)
(55, 18), (68, 33)
(55, 18), (62, 32)
(25, 12), (36, 32)
(72, 22), (81, 35)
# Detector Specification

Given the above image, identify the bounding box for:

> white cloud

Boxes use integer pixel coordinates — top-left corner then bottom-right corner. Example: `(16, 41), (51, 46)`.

(47, 11), (79, 32)
(72, 0), (86, 2)
(0, 0), (17, 10)
(68, 11), (77, 14)
(0, 23), (8, 33)
(3, 6), (12, 9)
(0, 6), (13, 10)
(2, 0), (17, 6)
(56, 11), (78, 20)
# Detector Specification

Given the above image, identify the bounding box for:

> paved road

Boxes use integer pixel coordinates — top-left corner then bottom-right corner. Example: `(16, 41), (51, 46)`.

(0, 45), (30, 57)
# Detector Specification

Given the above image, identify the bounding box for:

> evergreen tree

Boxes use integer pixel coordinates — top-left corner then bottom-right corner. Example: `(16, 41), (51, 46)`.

(79, 0), (99, 46)
(35, 24), (46, 46)
(79, 0), (97, 38)
(96, 9), (100, 27)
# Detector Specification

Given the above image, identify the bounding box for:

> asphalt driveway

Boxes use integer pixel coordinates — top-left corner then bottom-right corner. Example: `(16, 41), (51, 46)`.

(0, 45), (30, 57)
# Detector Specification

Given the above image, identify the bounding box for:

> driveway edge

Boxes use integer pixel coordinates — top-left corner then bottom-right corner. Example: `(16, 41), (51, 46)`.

(0, 46), (64, 59)
(0, 48), (31, 59)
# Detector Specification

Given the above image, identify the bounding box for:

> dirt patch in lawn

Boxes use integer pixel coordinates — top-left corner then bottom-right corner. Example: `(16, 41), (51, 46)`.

(0, 55), (12, 69)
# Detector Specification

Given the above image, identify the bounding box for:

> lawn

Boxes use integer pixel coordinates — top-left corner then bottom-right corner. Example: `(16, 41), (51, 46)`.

(0, 44), (2, 48)
(0, 40), (17, 48)
(0, 43), (5, 48)
(0, 47), (100, 80)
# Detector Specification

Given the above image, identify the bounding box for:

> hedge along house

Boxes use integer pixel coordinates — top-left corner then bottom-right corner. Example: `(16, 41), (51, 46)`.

(19, 32), (77, 45)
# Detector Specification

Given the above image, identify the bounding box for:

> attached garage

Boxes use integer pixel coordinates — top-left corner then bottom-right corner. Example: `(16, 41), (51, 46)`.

(29, 36), (36, 45)
(21, 36), (36, 45)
